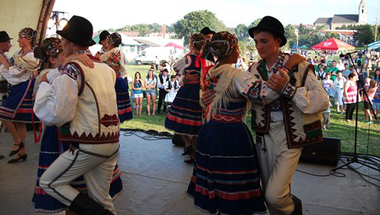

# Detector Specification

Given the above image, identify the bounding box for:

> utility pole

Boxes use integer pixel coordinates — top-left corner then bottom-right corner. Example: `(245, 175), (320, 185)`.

(375, 18), (378, 42)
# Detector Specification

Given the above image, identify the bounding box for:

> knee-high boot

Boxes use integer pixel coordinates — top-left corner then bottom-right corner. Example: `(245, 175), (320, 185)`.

(69, 193), (114, 215)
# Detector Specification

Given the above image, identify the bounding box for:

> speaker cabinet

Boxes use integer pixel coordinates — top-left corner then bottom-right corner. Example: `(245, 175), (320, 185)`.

(300, 137), (341, 166)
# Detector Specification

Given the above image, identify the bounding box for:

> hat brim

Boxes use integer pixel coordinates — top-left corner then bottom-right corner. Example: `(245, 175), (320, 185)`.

(248, 27), (287, 47)
(57, 30), (96, 47)
(0, 37), (12, 42)
(201, 29), (216, 35)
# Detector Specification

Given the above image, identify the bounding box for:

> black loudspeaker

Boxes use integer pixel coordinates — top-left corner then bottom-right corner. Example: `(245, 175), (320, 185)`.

(172, 134), (185, 146)
(300, 137), (341, 166)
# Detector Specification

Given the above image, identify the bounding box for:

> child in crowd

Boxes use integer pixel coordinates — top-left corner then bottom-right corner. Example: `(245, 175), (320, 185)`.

(322, 73), (334, 97)
(164, 75), (180, 107)
(315, 64), (326, 81)
(373, 81), (380, 116)
(364, 79), (378, 124)
(322, 98), (332, 129)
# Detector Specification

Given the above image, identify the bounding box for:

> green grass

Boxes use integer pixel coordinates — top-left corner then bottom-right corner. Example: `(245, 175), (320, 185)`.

(124, 63), (380, 156)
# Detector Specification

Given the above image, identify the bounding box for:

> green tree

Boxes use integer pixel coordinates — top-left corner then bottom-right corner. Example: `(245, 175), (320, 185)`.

(235, 24), (249, 42)
(150, 23), (162, 33)
(234, 18), (261, 42)
(130, 24), (152, 36)
(284, 24), (297, 49)
(354, 24), (374, 46)
(173, 10), (227, 45)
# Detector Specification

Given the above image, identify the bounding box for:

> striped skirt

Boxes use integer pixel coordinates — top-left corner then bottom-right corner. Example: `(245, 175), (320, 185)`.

(115, 77), (133, 123)
(32, 126), (123, 213)
(187, 120), (267, 215)
(0, 79), (39, 123)
(165, 83), (202, 136)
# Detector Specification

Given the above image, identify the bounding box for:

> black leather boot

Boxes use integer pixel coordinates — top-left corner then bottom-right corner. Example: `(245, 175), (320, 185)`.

(69, 193), (114, 215)
(290, 195), (303, 215)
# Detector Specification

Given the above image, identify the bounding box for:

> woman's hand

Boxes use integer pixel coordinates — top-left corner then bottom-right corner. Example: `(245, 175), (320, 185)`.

(0, 54), (10, 69)
(40, 72), (49, 83)
(65, 54), (94, 68)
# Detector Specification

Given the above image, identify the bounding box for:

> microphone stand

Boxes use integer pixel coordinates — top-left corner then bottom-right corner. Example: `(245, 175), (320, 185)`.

(332, 53), (378, 172)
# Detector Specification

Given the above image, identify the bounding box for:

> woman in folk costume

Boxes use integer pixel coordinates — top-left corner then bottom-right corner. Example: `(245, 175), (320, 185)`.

(32, 38), (123, 214)
(165, 33), (205, 163)
(0, 27), (40, 163)
(101, 32), (133, 122)
(187, 31), (267, 215)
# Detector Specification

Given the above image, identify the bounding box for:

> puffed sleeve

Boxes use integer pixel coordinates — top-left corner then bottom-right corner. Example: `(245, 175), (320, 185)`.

(33, 64), (82, 126)
(284, 70), (329, 114)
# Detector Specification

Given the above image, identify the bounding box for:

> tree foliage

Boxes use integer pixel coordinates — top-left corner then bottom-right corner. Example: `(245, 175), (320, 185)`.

(336, 24), (375, 46)
(233, 19), (261, 57)
(172, 10), (227, 45)
(284, 24), (297, 49)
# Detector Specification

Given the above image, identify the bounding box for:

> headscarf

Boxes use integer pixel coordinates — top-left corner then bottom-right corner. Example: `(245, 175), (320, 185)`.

(201, 31), (238, 62)
(34, 37), (62, 69)
(189, 33), (205, 51)
(19, 27), (38, 46)
(108, 32), (122, 47)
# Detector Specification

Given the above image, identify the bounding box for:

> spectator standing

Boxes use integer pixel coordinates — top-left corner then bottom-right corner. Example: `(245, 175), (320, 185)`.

(157, 69), (169, 114)
(132, 72), (143, 117)
(154, 56), (159, 70)
(342, 63), (351, 79)
(322, 99), (332, 129)
(315, 64), (326, 81)
(322, 73), (334, 97)
(363, 79), (377, 124)
(327, 60), (339, 81)
(344, 72), (358, 121)
(164, 75), (179, 106)
(333, 71), (345, 114)
(144, 69), (157, 115)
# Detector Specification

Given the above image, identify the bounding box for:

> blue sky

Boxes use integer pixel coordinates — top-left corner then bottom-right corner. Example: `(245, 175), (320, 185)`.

(53, 0), (379, 31)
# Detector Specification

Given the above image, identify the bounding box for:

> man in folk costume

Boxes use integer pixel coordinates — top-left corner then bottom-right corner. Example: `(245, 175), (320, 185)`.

(37, 16), (119, 215)
(0, 31), (12, 160)
(95, 30), (110, 58)
(246, 16), (329, 215)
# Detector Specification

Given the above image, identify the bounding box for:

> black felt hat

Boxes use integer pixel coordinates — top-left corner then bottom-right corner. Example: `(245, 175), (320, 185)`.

(56, 15), (96, 47)
(248, 16), (287, 47)
(99, 30), (110, 44)
(0, 31), (12, 42)
(200, 27), (216, 35)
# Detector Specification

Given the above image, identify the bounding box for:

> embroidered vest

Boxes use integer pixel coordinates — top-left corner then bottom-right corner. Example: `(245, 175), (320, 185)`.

(250, 55), (324, 148)
(60, 60), (119, 144)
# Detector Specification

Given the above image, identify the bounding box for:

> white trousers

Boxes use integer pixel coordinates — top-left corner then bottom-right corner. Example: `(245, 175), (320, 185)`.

(255, 121), (302, 215)
(40, 143), (119, 214)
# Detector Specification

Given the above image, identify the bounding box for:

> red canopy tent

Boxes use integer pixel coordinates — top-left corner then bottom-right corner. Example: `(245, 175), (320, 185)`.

(165, 42), (185, 49)
(311, 38), (355, 51)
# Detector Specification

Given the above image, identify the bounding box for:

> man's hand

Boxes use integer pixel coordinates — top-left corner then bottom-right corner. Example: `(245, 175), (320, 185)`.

(65, 54), (94, 68)
(267, 68), (290, 93)
(202, 90), (216, 106)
